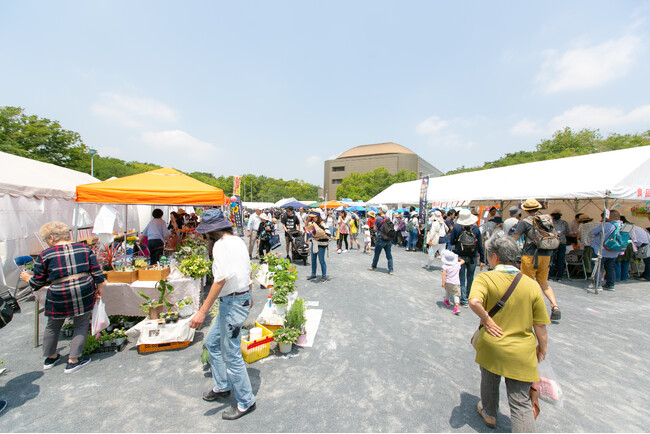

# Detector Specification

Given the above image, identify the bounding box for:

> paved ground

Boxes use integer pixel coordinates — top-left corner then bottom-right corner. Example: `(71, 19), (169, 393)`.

(1, 239), (649, 432)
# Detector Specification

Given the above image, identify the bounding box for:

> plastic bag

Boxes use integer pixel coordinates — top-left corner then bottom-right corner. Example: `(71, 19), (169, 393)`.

(532, 358), (564, 407)
(91, 299), (110, 336)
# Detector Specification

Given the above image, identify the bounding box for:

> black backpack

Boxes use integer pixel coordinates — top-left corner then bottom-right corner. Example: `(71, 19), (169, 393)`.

(380, 218), (396, 241)
(0, 290), (21, 329)
(457, 226), (478, 257)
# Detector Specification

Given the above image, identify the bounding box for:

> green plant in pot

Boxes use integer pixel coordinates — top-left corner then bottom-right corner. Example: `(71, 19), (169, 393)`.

(113, 328), (127, 346)
(177, 254), (212, 280)
(138, 279), (175, 319)
(273, 327), (301, 354)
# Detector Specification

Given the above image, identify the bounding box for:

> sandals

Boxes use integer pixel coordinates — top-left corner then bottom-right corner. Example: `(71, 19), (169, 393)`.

(477, 402), (496, 429)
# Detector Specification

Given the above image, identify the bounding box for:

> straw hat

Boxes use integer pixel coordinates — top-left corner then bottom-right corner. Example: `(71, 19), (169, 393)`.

(457, 209), (478, 226)
(578, 215), (594, 223)
(521, 199), (542, 211)
(368, 211), (376, 217)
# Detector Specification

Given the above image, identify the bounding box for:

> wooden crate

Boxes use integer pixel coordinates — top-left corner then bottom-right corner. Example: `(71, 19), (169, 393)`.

(106, 270), (138, 283)
(138, 267), (171, 281)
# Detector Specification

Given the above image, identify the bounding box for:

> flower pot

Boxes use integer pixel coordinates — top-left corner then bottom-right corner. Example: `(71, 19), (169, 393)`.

(114, 337), (126, 346)
(278, 342), (292, 354)
(124, 321), (135, 329)
(106, 325), (114, 332)
(148, 305), (164, 320)
(297, 332), (307, 346)
(179, 305), (193, 317)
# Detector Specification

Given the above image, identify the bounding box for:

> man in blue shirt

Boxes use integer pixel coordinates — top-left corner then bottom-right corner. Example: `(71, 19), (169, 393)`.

(590, 209), (623, 290)
(447, 209), (485, 307)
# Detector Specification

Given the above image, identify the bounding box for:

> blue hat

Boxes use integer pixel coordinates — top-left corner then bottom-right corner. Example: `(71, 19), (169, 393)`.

(195, 208), (233, 233)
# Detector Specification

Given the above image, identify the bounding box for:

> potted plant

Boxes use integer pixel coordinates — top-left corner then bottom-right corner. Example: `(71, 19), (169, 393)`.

(99, 330), (115, 347)
(82, 332), (100, 355)
(94, 242), (124, 271)
(177, 254), (212, 280)
(61, 322), (75, 338)
(138, 279), (175, 319)
(273, 327), (301, 354)
(113, 329), (127, 346)
(286, 298), (308, 345)
(176, 297), (194, 317)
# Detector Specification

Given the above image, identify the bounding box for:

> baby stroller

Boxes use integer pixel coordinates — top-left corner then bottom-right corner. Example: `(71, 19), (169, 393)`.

(288, 230), (309, 265)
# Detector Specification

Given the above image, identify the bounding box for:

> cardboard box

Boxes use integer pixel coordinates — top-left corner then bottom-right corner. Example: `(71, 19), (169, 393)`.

(138, 266), (171, 281)
(106, 270), (138, 283)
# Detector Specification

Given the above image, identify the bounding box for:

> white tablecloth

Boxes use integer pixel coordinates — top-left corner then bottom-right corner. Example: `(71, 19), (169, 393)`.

(103, 278), (201, 316)
(132, 316), (196, 345)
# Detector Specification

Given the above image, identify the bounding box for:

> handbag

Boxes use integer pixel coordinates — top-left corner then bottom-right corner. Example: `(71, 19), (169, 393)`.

(471, 273), (522, 350)
(0, 291), (21, 329)
(270, 234), (281, 250)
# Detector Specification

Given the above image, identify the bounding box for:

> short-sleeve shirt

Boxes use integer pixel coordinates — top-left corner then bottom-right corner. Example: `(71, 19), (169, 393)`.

(442, 261), (461, 285)
(212, 236), (252, 296)
(143, 218), (171, 241)
(469, 270), (550, 382)
(281, 214), (300, 232)
(514, 217), (552, 257)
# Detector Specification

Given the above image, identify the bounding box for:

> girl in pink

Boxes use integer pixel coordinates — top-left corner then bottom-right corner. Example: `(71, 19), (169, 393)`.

(441, 250), (464, 315)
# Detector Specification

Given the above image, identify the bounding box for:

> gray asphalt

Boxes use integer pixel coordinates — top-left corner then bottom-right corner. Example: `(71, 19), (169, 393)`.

(0, 240), (649, 432)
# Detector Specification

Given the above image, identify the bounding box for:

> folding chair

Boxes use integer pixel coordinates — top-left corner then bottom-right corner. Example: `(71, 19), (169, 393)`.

(566, 249), (587, 280)
(12, 256), (34, 300)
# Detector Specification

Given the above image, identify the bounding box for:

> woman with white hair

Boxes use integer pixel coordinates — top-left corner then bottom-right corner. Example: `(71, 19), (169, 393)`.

(424, 210), (447, 269)
(20, 221), (105, 374)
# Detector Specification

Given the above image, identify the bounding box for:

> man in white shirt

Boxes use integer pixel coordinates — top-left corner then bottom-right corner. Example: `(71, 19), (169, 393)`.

(503, 206), (521, 237)
(246, 208), (262, 259)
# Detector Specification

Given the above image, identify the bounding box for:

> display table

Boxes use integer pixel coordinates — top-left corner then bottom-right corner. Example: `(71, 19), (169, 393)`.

(102, 278), (201, 316)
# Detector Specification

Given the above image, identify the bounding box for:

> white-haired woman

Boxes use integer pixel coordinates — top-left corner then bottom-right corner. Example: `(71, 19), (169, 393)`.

(469, 234), (549, 432)
(20, 222), (105, 374)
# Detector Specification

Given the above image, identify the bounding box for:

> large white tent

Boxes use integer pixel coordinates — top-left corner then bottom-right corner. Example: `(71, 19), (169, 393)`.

(0, 152), (100, 287)
(368, 146), (650, 206)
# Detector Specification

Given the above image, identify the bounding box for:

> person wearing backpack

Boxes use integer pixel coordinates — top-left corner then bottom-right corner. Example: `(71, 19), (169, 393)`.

(406, 206), (420, 251)
(512, 199), (561, 320)
(589, 209), (627, 291)
(423, 210), (447, 269)
(368, 206), (394, 275)
(447, 209), (485, 307)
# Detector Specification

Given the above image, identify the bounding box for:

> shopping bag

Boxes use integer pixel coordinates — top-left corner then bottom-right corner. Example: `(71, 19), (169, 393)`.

(532, 358), (564, 407)
(91, 299), (110, 336)
(270, 234), (281, 250)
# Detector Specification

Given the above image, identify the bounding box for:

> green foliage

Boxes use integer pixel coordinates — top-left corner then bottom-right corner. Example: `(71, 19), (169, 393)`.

(177, 254), (213, 279)
(82, 332), (100, 355)
(138, 279), (175, 313)
(446, 127), (650, 175)
(272, 326), (302, 344)
(174, 238), (208, 263)
(336, 168), (418, 201)
(285, 298), (306, 331)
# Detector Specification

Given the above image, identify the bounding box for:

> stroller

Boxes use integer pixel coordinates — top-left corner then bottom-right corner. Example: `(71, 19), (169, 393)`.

(288, 230), (309, 265)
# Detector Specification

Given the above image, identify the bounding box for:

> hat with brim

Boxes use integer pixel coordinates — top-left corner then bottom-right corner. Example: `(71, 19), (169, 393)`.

(441, 250), (458, 266)
(368, 211), (376, 217)
(260, 213), (269, 221)
(195, 208), (233, 233)
(457, 209), (478, 226)
(509, 206), (521, 217)
(309, 210), (320, 217)
(177, 208), (187, 215)
(578, 215), (594, 223)
(521, 199), (542, 211)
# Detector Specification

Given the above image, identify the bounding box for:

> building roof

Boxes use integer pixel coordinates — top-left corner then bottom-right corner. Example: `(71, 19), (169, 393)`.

(337, 142), (416, 159)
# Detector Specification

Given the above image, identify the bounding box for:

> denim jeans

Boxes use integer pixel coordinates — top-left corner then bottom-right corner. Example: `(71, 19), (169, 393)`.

(459, 257), (477, 304)
(310, 246), (327, 277)
(643, 257), (650, 280)
(596, 257), (617, 287)
(205, 291), (256, 410)
(549, 244), (566, 280)
(371, 237), (393, 272)
(615, 260), (630, 281)
(407, 229), (419, 250)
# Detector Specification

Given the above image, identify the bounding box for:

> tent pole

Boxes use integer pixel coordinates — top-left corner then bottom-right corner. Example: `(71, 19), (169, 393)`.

(73, 202), (79, 242)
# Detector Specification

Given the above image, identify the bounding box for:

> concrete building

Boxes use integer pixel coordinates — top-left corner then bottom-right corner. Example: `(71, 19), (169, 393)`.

(323, 142), (443, 200)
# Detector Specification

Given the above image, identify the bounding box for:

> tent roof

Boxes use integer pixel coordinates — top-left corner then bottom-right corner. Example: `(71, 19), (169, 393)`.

(76, 167), (226, 205)
(368, 146), (650, 205)
(0, 151), (99, 200)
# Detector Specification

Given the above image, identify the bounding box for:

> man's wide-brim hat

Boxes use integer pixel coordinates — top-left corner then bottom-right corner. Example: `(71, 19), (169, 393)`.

(195, 208), (233, 233)
(521, 198), (542, 211)
(578, 215), (594, 223)
(457, 209), (478, 226)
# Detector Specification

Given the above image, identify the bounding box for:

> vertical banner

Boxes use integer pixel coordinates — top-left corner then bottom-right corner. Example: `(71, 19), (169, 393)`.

(418, 176), (429, 224)
(230, 195), (245, 237)
(233, 175), (242, 196)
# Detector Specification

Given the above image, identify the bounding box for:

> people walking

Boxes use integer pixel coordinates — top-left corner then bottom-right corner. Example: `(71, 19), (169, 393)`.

(441, 250), (463, 315)
(447, 209), (485, 307)
(192, 209), (257, 420)
(142, 208), (171, 265)
(336, 210), (351, 253)
(424, 210), (447, 269)
(406, 206), (420, 251)
(306, 210), (329, 282)
(350, 212), (361, 250)
(368, 206), (394, 275)
(281, 206), (301, 259)
(549, 210), (570, 282)
(246, 208), (262, 259)
(257, 213), (274, 261)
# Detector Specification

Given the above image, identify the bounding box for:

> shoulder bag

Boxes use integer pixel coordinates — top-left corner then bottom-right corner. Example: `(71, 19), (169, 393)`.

(470, 273), (522, 350)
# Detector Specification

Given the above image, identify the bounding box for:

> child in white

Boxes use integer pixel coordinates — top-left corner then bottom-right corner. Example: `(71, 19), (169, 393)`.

(441, 250), (464, 315)
(424, 210), (447, 269)
(362, 224), (371, 254)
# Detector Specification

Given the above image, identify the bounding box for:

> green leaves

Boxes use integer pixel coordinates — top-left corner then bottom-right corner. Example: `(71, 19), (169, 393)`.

(336, 168), (418, 201)
(178, 254), (212, 279)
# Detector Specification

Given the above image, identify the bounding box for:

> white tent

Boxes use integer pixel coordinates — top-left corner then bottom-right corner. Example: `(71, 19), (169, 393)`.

(0, 152), (100, 286)
(242, 201), (275, 210)
(274, 197), (298, 207)
(368, 146), (650, 206)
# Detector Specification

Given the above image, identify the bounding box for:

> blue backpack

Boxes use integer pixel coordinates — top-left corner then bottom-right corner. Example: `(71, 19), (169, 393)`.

(603, 221), (632, 252)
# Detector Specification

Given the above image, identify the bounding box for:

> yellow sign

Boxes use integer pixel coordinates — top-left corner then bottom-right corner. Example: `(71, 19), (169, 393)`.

(233, 176), (241, 196)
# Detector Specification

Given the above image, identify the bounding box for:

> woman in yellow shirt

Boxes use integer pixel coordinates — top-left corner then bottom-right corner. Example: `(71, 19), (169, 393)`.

(469, 234), (549, 432)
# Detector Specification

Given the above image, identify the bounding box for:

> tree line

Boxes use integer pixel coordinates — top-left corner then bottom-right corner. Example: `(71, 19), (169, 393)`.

(0, 106), (320, 202)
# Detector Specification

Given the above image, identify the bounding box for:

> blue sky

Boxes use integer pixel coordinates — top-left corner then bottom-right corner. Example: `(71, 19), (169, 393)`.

(2, 1), (649, 186)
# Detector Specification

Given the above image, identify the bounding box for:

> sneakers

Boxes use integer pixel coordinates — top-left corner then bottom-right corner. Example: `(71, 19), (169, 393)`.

(202, 388), (231, 401)
(452, 306), (460, 315)
(387, 271), (393, 275)
(550, 306), (561, 320)
(336, 249), (341, 254)
(320, 277), (328, 282)
(477, 402), (496, 429)
(342, 249), (348, 253)
(64, 357), (91, 374)
(602, 284), (615, 291)
(0, 399), (6, 414)
(222, 402), (256, 420)
(443, 299), (451, 307)
(306, 275), (317, 280)
(43, 354), (62, 370)
(367, 267), (376, 271)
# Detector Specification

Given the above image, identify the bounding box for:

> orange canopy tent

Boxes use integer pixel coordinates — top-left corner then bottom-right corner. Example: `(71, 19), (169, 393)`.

(76, 168), (226, 205)
(319, 200), (349, 209)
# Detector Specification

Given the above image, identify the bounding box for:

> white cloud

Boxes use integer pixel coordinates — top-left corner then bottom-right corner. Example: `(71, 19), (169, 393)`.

(91, 92), (177, 128)
(536, 35), (642, 93)
(511, 104), (650, 136)
(416, 116), (449, 134)
(305, 155), (321, 167)
(141, 130), (218, 158)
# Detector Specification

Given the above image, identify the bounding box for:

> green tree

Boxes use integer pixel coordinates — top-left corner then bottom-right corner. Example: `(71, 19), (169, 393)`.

(336, 168), (417, 201)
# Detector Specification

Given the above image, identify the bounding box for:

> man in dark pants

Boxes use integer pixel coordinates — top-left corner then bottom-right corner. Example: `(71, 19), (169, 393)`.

(368, 206), (394, 275)
(549, 210), (570, 281)
(447, 209), (485, 307)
